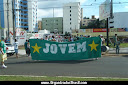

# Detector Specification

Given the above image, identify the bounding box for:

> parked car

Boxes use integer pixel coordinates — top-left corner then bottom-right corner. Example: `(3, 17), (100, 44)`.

(5, 43), (15, 56)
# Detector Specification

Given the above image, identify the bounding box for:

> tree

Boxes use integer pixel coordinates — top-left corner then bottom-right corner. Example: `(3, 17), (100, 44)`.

(80, 19), (107, 29)
(83, 17), (89, 19)
(0, 26), (3, 29)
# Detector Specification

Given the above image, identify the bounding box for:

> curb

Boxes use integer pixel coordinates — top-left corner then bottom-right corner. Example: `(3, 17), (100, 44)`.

(0, 75), (128, 79)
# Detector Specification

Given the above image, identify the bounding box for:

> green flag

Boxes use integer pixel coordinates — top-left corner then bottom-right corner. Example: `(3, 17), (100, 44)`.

(30, 37), (101, 61)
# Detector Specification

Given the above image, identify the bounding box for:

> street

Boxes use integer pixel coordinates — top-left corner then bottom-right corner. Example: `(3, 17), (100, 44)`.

(0, 49), (128, 78)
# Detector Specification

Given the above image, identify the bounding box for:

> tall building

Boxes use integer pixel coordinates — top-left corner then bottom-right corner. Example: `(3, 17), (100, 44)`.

(42, 17), (63, 34)
(0, 0), (13, 38)
(0, 0), (38, 37)
(63, 2), (81, 34)
(15, 0), (38, 32)
(81, 8), (83, 26)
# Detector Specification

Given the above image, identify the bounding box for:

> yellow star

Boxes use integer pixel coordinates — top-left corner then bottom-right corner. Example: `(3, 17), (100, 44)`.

(31, 43), (42, 53)
(89, 40), (99, 51)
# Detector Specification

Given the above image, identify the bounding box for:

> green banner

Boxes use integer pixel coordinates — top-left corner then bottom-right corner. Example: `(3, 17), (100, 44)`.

(30, 37), (101, 61)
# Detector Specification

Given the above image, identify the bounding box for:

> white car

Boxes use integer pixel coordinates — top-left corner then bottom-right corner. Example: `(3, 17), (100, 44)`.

(5, 43), (15, 56)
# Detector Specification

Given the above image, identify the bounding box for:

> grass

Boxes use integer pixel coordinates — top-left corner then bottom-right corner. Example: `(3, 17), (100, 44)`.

(120, 43), (128, 48)
(0, 76), (128, 81)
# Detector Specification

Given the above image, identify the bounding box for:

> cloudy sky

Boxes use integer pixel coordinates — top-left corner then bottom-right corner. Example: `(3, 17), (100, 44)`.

(37, 0), (128, 20)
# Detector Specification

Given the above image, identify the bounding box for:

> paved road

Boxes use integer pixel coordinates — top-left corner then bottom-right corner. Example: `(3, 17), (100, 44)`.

(0, 49), (128, 78)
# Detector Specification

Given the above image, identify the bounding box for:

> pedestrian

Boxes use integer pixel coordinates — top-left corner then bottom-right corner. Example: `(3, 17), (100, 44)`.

(100, 34), (105, 46)
(73, 35), (77, 41)
(44, 36), (48, 40)
(5, 38), (8, 43)
(100, 34), (106, 53)
(0, 37), (7, 68)
(64, 36), (68, 42)
(113, 34), (117, 47)
(116, 38), (120, 54)
(68, 36), (71, 42)
(14, 39), (19, 58)
(71, 35), (74, 42)
(24, 40), (28, 55)
(58, 36), (61, 42)
(51, 36), (56, 41)
(76, 34), (79, 40)
(27, 40), (31, 57)
(48, 36), (52, 41)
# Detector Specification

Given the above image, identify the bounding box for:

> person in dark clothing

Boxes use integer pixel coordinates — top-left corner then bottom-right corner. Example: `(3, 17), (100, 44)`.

(116, 38), (120, 54)
(24, 40), (28, 55)
(26, 40), (30, 57)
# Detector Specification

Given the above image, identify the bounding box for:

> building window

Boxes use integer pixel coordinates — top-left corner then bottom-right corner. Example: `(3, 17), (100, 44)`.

(70, 10), (71, 12)
(46, 20), (47, 22)
(70, 22), (71, 25)
(70, 18), (71, 20)
(56, 23), (58, 25)
(83, 24), (85, 26)
(70, 6), (71, 8)
(70, 14), (71, 16)
(46, 24), (47, 25)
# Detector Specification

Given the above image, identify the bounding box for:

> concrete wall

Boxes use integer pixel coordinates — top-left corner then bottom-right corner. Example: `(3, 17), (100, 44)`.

(42, 17), (63, 33)
(109, 12), (128, 28)
(114, 12), (128, 28)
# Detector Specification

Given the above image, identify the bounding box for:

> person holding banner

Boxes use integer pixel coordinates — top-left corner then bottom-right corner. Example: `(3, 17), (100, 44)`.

(0, 37), (7, 68)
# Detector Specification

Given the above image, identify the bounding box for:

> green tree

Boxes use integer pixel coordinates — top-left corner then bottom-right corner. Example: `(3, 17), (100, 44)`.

(80, 19), (107, 29)
(83, 17), (89, 19)
(0, 26), (3, 29)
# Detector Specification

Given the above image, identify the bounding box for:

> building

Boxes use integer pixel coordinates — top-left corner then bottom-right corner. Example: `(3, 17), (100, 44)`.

(63, 2), (81, 34)
(38, 21), (42, 30)
(42, 17), (63, 34)
(27, 0), (38, 32)
(82, 15), (96, 27)
(109, 12), (128, 28)
(16, 0), (38, 32)
(80, 8), (83, 26)
(0, 0), (38, 36)
(0, 0), (13, 38)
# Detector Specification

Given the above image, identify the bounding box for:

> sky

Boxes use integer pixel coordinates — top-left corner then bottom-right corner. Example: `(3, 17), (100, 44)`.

(37, 0), (128, 20)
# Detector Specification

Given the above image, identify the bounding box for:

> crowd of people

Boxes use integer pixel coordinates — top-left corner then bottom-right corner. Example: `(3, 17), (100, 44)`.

(41, 34), (92, 42)
(0, 33), (121, 69)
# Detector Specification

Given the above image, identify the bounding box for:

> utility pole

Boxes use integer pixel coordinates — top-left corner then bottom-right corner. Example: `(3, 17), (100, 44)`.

(107, 0), (113, 46)
(7, 0), (10, 40)
(53, 8), (54, 33)
(53, 8), (54, 18)
(110, 0), (113, 19)
(12, 0), (15, 40)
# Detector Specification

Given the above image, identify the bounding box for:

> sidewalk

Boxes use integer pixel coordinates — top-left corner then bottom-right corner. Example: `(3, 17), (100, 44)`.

(102, 48), (128, 57)
(108, 48), (128, 54)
